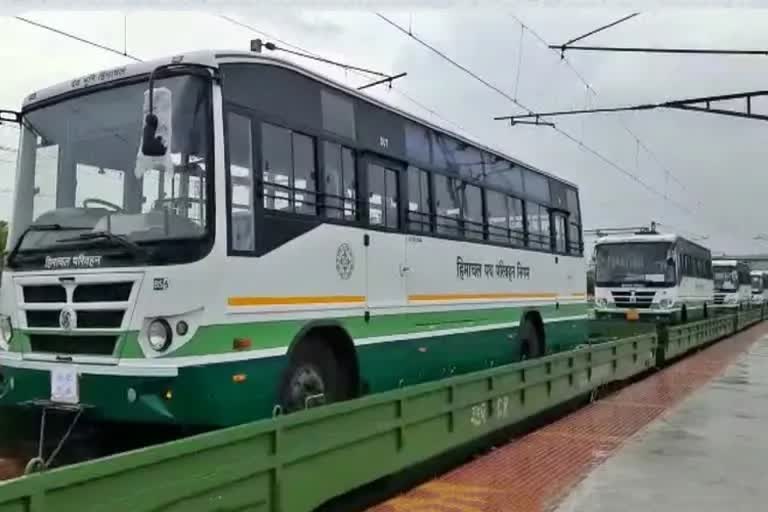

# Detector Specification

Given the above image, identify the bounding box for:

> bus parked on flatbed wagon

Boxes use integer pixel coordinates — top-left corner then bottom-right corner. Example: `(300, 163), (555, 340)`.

(592, 232), (713, 324)
(712, 259), (752, 311)
(0, 50), (585, 428)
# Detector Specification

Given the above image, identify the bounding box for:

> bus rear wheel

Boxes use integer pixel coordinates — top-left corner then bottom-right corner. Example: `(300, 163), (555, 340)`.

(518, 316), (543, 361)
(279, 339), (350, 414)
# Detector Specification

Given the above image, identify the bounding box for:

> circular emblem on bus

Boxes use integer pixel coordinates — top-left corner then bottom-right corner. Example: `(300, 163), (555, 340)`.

(336, 243), (354, 280)
(59, 308), (77, 331)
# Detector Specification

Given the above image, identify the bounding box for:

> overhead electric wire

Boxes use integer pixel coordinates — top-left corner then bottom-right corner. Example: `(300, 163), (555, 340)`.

(509, 13), (703, 210)
(376, 13), (533, 115)
(15, 16), (142, 62)
(375, 12), (695, 217)
(556, 12), (641, 51)
(550, 45), (768, 56)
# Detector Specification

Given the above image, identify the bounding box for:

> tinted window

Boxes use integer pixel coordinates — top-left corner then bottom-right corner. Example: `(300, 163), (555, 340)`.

(293, 133), (316, 215)
(455, 145), (483, 180)
(408, 165), (431, 232)
(486, 189), (509, 244)
(261, 122), (317, 214)
(355, 102), (404, 158)
(524, 171), (551, 203)
(226, 112), (254, 252)
(484, 154), (523, 193)
(434, 173), (461, 236)
(566, 187), (580, 221)
(323, 141), (357, 220)
(222, 64), (321, 131)
(368, 163), (399, 229)
(568, 222), (581, 255)
(549, 180), (567, 210)
(527, 202), (550, 249)
(554, 214), (567, 253)
(262, 123), (292, 212)
(321, 89), (356, 140)
(405, 122), (431, 164)
(509, 197), (524, 246)
(463, 184), (483, 239)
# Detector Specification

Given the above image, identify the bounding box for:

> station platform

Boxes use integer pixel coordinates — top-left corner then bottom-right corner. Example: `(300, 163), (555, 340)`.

(370, 322), (768, 512)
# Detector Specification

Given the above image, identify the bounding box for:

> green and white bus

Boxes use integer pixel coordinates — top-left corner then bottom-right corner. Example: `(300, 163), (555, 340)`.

(0, 50), (586, 428)
(593, 232), (713, 323)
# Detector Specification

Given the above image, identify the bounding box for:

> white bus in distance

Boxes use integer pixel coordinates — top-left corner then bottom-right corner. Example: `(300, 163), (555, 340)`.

(593, 232), (713, 324)
(750, 270), (768, 305)
(712, 260), (752, 310)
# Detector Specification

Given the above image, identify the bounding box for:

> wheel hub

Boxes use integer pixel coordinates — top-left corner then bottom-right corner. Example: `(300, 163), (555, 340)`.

(288, 365), (326, 409)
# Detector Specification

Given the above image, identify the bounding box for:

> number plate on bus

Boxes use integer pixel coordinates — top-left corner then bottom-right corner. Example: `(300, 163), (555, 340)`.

(626, 309), (640, 321)
(50, 367), (79, 404)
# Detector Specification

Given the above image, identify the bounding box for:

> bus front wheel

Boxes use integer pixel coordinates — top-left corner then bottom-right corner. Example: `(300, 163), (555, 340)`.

(278, 339), (350, 413)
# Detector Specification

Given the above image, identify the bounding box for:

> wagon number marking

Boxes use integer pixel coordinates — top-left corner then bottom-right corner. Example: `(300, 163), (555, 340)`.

(470, 395), (510, 427)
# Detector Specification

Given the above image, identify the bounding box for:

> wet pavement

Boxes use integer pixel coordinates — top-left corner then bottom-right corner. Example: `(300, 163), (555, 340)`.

(556, 333), (768, 512)
(371, 323), (768, 512)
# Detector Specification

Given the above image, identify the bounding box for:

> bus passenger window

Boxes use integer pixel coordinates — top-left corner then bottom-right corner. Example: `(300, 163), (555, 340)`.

(292, 133), (316, 215)
(367, 163), (399, 229)
(554, 214), (567, 253)
(486, 189), (510, 244)
(526, 203), (549, 250)
(509, 197), (524, 246)
(434, 173), (460, 237)
(261, 123), (292, 212)
(226, 112), (254, 252)
(261, 123), (317, 215)
(463, 184), (483, 240)
(407, 166), (431, 232)
(341, 148), (356, 220)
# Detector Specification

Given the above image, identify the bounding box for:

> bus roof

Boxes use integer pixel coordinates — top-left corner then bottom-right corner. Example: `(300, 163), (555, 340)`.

(20, 50), (577, 189)
(594, 233), (680, 245)
(713, 259), (739, 266)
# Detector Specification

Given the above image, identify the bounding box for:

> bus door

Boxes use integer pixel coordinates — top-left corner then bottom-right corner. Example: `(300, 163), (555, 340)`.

(361, 153), (407, 309)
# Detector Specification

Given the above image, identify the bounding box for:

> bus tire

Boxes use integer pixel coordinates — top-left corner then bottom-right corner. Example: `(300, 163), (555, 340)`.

(278, 338), (350, 413)
(518, 314), (544, 360)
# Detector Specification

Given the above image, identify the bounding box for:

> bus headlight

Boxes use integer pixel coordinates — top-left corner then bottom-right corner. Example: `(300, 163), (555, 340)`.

(659, 298), (673, 309)
(0, 315), (12, 350)
(725, 295), (738, 304)
(148, 319), (172, 352)
(596, 298), (609, 308)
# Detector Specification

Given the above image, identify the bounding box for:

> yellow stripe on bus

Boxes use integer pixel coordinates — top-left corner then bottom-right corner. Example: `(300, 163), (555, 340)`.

(408, 292), (559, 302)
(228, 295), (366, 307)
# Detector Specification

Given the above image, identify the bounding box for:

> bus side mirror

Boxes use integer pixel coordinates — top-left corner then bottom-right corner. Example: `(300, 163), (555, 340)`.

(139, 86), (172, 158)
(141, 113), (167, 156)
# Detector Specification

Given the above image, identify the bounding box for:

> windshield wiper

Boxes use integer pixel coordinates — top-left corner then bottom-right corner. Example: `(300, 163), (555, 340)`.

(57, 231), (148, 259)
(7, 224), (89, 266)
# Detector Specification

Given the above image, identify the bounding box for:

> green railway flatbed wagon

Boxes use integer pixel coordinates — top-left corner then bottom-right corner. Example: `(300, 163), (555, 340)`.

(0, 311), (760, 512)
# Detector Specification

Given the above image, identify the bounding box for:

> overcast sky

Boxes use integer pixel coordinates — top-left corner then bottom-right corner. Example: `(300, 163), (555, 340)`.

(2, 7), (768, 255)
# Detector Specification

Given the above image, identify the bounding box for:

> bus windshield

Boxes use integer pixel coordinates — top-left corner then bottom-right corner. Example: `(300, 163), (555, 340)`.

(714, 267), (738, 291)
(594, 242), (675, 286)
(9, 74), (212, 266)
